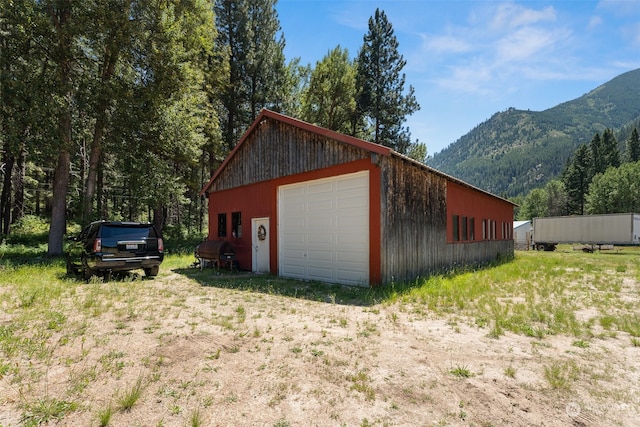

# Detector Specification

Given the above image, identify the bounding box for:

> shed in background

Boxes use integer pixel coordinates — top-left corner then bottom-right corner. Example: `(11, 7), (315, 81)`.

(513, 220), (532, 250)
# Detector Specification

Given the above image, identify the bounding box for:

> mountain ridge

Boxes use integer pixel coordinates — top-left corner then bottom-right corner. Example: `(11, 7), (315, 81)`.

(427, 68), (640, 197)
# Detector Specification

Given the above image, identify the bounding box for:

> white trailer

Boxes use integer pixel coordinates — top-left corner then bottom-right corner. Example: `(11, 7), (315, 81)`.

(532, 213), (640, 251)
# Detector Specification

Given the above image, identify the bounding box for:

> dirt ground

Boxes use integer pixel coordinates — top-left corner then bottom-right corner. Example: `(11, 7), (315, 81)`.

(0, 269), (638, 427)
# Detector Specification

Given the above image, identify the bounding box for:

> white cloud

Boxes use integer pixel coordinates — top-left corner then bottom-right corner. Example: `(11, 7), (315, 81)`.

(434, 61), (495, 96)
(490, 2), (556, 31)
(495, 27), (570, 63)
(421, 34), (472, 54)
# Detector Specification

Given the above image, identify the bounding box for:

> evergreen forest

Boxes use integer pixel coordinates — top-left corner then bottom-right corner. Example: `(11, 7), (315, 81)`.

(0, 1), (421, 254)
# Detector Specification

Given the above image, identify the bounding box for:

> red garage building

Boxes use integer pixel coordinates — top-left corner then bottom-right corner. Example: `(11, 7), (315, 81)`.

(201, 109), (515, 287)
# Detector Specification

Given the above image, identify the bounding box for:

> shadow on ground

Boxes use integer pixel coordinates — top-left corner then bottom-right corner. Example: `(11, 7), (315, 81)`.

(174, 265), (377, 307)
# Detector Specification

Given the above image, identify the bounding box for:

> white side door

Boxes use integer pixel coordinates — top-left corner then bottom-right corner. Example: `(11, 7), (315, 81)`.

(252, 218), (270, 273)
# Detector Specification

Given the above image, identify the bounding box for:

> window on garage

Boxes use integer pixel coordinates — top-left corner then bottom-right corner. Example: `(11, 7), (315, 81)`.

(462, 216), (468, 241)
(453, 215), (460, 241)
(218, 213), (226, 237)
(232, 212), (242, 238)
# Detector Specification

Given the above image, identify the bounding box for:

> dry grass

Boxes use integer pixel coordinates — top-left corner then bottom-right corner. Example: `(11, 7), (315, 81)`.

(1, 248), (639, 426)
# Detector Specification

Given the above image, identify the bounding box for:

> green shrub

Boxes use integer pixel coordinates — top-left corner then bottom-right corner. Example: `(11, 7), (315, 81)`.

(161, 225), (206, 254)
(6, 215), (50, 245)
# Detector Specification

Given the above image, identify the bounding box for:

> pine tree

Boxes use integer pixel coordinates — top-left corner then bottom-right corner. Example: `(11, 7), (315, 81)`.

(589, 132), (606, 176)
(215, 0), (286, 149)
(601, 128), (620, 169)
(625, 127), (640, 163)
(0, 0), (43, 239)
(45, 0), (79, 256)
(80, 0), (138, 223)
(563, 144), (592, 215)
(356, 8), (419, 153)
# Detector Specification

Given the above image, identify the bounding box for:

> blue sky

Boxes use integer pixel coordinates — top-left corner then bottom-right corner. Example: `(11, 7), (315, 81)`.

(276, 0), (640, 154)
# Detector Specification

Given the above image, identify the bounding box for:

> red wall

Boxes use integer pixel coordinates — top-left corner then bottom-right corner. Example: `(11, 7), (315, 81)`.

(446, 181), (514, 243)
(207, 159), (382, 284)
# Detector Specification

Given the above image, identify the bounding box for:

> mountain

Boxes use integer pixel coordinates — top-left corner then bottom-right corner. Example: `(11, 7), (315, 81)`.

(427, 68), (640, 197)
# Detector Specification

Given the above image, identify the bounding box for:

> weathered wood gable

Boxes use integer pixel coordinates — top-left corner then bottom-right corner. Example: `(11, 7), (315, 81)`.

(207, 118), (372, 193)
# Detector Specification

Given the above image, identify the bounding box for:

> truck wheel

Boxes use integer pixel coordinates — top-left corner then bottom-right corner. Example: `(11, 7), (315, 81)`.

(536, 244), (545, 251)
(145, 266), (159, 277)
(66, 258), (78, 275)
(83, 268), (96, 281)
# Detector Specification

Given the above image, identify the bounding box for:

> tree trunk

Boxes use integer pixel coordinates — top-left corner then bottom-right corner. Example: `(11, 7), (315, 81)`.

(48, 148), (70, 256)
(47, 1), (73, 257)
(0, 151), (15, 240)
(153, 204), (164, 235)
(97, 154), (105, 219)
(83, 45), (119, 222)
(83, 112), (105, 222)
(11, 146), (25, 223)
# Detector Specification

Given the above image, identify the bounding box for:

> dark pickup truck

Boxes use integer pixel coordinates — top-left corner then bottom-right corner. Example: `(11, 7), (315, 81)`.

(66, 221), (164, 279)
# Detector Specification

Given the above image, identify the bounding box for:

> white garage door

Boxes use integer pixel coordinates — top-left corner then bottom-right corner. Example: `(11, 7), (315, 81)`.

(278, 171), (369, 286)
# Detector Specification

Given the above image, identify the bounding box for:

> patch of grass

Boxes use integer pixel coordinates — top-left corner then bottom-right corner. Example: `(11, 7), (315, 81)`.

(504, 365), (517, 378)
(99, 351), (126, 375)
(449, 365), (473, 378)
(357, 320), (378, 337)
(572, 339), (590, 348)
(68, 366), (98, 395)
(599, 315), (616, 330)
(21, 398), (78, 426)
(189, 407), (205, 427)
(96, 403), (113, 427)
(347, 369), (375, 401)
(116, 376), (145, 412)
(543, 361), (579, 390)
(235, 305), (246, 322)
(620, 315), (640, 337)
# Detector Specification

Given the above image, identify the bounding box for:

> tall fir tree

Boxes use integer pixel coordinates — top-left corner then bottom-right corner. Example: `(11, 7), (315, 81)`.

(625, 127), (640, 163)
(0, 0), (45, 239)
(601, 128), (620, 170)
(215, 0), (286, 150)
(589, 132), (606, 176)
(356, 8), (419, 153)
(562, 144), (592, 215)
(44, 0), (81, 256)
(80, 0), (137, 223)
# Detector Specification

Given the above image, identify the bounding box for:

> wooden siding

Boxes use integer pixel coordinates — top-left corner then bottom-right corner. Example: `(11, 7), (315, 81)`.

(208, 118), (370, 192)
(380, 156), (513, 283)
